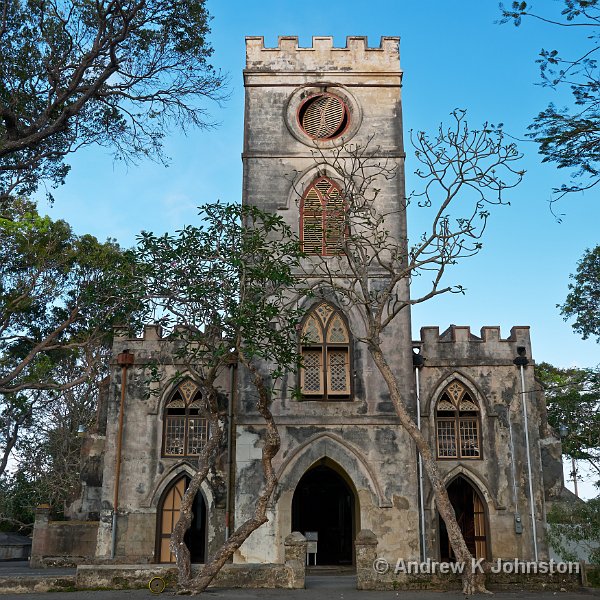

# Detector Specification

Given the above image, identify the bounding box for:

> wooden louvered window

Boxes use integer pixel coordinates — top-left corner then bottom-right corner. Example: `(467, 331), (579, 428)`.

(163, 380), (209, 457)
(300, 303), (351, 401)
(298, 93), (349, 140)
(301, 177), (346, 255)
(435, 380), (481, 460)
(473, 492), (487, 559)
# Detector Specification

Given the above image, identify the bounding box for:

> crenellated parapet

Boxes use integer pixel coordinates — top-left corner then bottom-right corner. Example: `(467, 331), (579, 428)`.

(245, 36), (400, 72)
(415, 325), (532, 365)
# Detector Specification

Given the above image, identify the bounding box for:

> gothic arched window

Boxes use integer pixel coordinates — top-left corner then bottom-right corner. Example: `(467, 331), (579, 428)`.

(163, 380), (209, 457)
(300, 303), (351, 400)
(435, 380), (481, 459)
(300, 177), (346, 255)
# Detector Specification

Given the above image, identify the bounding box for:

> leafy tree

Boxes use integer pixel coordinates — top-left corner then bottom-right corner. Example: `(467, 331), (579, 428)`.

(0, 374), (98, 532)
(499, 1), (600, 202)
(536, 362), (600, 485)
(0, 0), (225, 200)
(295, 111), (523, 594)
(0, 200), (142, 476)
(135, 203), (304, 593)
(560, 245), (600, 342)
(547, 497), (600, 564)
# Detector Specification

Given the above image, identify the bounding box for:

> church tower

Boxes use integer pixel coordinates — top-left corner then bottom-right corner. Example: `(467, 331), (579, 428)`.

(235, 36), (420, 564)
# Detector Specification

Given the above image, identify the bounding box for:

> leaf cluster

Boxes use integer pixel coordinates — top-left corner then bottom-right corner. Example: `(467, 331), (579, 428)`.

(547, 497), (600, 564)
(536, 361), (600, 481)
(0, 0), (226, 200)
(560, 245), (600, 341)
(0, 201), (143, 396)
(135, 202), (305, 380)
(0, 375), (98, 532)
(499, 1), (600, 201)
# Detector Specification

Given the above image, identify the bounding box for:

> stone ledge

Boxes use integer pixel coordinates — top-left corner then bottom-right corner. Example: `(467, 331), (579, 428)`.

(76, 561), (305, 590)
(357, 567), (584, 591)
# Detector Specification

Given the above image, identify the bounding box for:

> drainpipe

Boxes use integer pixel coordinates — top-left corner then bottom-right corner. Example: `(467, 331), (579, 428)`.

(111, 349), (135, 560)
(413, 348), (426, 561)
(225, 361), (236, 540)
(507, 391), (521, 531)
(513, 347), (538, 562)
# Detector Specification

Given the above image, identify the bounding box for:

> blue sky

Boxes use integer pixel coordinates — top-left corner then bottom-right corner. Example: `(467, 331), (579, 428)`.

(38, 0), (600, 375)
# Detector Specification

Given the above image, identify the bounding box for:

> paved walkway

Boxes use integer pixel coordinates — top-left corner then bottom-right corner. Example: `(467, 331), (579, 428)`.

(1, 587), (600, 599)
(0, 563), (598, 599)
(0, 560), (75, 577)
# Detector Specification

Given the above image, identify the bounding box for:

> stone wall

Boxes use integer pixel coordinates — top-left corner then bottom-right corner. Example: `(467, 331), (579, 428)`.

(30, 506), (98, 568)
(94, 324), (229, 562)
(235, 33), (418, 566)
(355, 529), (583, 591)
(415, 325), (562, 561)
(76, 533), (307, 590)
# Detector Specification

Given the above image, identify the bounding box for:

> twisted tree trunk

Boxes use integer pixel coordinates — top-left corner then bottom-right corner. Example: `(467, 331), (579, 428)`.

(369, 345), (489, 594)
(171, 384), (222, 588)
(173, 357), (281, 595)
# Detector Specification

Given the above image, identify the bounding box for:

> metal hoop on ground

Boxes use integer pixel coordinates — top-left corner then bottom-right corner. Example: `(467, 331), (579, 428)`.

(149, 576), (166, 594)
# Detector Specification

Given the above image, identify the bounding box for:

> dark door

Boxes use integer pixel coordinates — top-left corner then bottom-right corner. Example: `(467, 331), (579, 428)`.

(292, 464), (355, 565)
(438, 476), (487, 561)
(158, 477), (206, 563)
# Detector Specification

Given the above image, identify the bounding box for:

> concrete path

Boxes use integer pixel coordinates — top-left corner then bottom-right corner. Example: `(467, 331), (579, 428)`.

(0, 563), (598, 599)
(1, 588), (600, 599)
(0, 560), (75, 577)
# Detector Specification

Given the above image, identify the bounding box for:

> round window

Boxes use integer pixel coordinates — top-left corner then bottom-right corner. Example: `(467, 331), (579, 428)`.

(298, 93), (349, 140)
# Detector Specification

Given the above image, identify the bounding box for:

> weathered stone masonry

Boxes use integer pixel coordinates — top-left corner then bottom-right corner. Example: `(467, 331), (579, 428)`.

(31, 37), (565, 576)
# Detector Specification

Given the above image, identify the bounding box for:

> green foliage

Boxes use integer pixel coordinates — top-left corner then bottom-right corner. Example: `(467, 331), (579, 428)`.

(0, 472), (42, 531)
(136, 202), (305, 380)
(499, 1), (600, 202)
(0, 202), (142, 395)
(0, 203), (143, 480)
(0, 0), (225, 200)
(536, 362), (600, 483)
(547, 497), (600, 564)
(560, 246), (600, 342)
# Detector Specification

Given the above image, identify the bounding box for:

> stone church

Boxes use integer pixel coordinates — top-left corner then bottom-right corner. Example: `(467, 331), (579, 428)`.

(32, 36), (565, 571)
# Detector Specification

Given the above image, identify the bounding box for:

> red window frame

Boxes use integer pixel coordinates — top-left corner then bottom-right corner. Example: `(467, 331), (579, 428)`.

(300, 176), (347, 256)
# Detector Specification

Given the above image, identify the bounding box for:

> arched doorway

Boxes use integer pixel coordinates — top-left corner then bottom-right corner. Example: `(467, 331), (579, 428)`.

(438, 476), (487, 561)
(157, 476), (207, 563)
(292, 462), (357, 565)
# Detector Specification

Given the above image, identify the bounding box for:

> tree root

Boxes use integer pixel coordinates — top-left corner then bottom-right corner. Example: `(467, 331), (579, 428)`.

(462, 571), (493, 595)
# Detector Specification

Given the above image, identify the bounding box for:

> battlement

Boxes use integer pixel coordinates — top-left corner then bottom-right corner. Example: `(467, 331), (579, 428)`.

(245, 36), (400, 72)
(415, 325), (532, 363)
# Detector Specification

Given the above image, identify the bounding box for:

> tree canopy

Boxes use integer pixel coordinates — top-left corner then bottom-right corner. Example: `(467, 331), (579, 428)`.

(135, 202), (304, 592)
(0, 0), (225, 200)
(547, 497), (600, 564)
(500, 1), (600, 202)
(536, 361), (600, 483)
(560, 245), (600, 341)
(0, 200), (142, 476)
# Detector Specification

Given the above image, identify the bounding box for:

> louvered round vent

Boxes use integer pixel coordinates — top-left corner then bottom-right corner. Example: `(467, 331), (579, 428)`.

(298, 94), (349, 140)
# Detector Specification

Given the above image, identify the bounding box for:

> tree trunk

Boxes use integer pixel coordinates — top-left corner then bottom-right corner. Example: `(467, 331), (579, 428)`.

(369, 345), (490, 594)
(176, 357), (281, 595)
(171, 402), (222, 588)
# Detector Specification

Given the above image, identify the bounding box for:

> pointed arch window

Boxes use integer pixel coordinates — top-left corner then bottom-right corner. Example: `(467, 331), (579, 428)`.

(300, 303), (351, 400)
(300, 177), (346, 255)
(435, 380), (481, 459)
(163, 380), (209, 457)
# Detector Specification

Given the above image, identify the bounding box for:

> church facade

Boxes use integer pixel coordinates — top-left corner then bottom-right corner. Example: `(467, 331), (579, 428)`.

(37, 36), (564, 569)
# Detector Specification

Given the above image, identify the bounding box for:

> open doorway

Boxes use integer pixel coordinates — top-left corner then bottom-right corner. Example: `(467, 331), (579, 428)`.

(157, 476), (207, 563)
(292, 462), (357, 565)
(438, 475), (487, 561)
